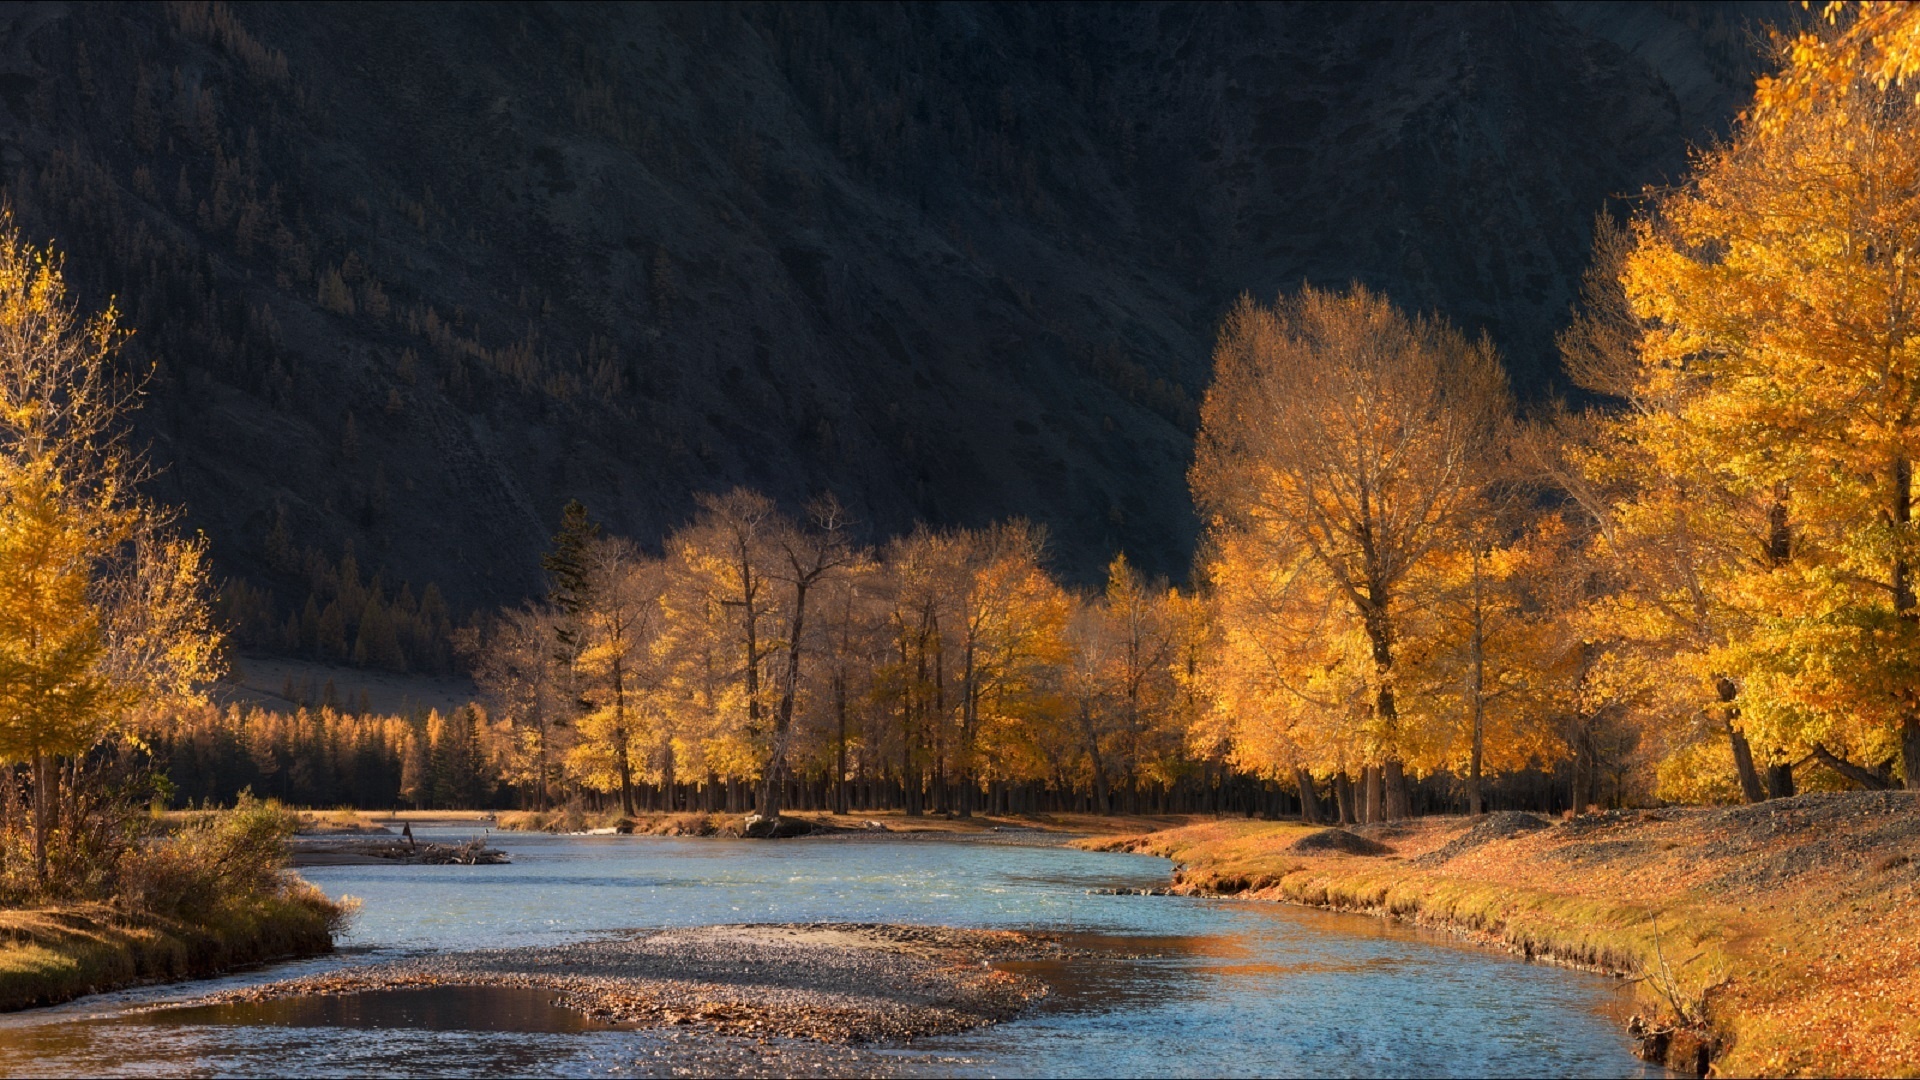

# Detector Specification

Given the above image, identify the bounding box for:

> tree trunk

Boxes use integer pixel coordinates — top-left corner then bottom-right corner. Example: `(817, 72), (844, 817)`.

(1294, 767), (1323, 824)
(1717, 677), (1767, 803)
(1383, 760), (1410, 820)
(615, 727), (635, 814)
(1808, 743), (1890, 790)
(1893, 455), (1920, 791)
(929, 621), (948, 816)
(1764, 762), (1795, 799)
(958, 640), (976, 818)
(1469, 546), (1487, 817)
(32, 753), (52, 884)
(1905, 717), (1920, 792)
(833, 672), (850, 814)
(903, 692), (921, 817)
(760, 578), (818, 821)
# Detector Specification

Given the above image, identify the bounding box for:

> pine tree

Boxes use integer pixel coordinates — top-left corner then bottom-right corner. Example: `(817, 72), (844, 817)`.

(543, 500), (601, 620)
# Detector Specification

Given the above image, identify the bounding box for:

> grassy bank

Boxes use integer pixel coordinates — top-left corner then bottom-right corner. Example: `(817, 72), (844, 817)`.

(0, 887), (341, 1011)
(1078, 791), (1920, 1077)
(4, 801), (351, 1011)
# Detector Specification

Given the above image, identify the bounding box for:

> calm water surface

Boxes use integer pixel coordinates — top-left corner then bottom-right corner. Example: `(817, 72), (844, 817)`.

(0, 826), (1658, 1078)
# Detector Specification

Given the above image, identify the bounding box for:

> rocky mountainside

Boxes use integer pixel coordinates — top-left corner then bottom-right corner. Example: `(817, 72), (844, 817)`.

(0, 1), (1790, 616)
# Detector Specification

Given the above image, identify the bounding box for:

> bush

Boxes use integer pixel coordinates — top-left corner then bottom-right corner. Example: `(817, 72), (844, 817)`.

(121, 796), (303, 922)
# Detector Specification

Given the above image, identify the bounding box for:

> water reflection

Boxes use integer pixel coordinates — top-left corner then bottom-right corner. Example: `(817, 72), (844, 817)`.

(146, 986), (622, 1034)
(0, 830), (1662, 1078)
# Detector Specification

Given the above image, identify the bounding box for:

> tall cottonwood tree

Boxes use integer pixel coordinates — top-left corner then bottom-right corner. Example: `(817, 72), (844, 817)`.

(465, 603), (569, 810)
(874, 526), (952, 816)
(669, 489), (781, 806)
(1191, 285), (1509, 819)
(1623, 2), (1920, 789)
(1403, 510), (1578, 815)
(1549, 217), (1792, 804)
(758, 496), (852, 819)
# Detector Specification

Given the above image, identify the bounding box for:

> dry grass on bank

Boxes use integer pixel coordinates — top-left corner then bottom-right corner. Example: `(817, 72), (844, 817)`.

(0, 890), (341, 1011)
(5, 801), (351, 1011)
(1078, 792), (1920, 1077)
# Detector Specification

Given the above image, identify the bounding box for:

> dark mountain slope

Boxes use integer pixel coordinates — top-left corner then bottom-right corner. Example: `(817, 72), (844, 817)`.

(0, 2), (1786, 614)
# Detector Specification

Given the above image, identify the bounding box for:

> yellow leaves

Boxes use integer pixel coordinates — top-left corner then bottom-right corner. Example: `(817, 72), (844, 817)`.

(1598, 0), (1920, 790)
(1192, 285), (1515, 782)
(1751, 4), (1920, 132)
(0, 216), (218, 768)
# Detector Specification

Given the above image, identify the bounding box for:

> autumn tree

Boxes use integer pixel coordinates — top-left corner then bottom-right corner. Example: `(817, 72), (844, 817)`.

(1191, 285), (1510, 819)
(1402, 509), (1578, 815)
(1060, 555), (1184, 812)
(1543, 216), (1793, 805)
(810, 553), (881, 813)
(566, 537), (670, 816)
(1190, 525), (1374, 822)
(938, 521), (1067, 816)
(873, 526), (953, 816)
(665, 489), (853, 822)
(756, 495), (851, 819)
(464, 603), (570, 810)
(0, 215), (224, 886)
(1621, 2), (1920, 789)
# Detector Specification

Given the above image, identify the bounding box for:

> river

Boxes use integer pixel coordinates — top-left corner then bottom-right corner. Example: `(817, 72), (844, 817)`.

(0, 826), (1659, 1077)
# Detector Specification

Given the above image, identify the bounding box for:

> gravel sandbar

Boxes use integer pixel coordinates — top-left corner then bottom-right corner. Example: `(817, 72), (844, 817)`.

(186, 923), (1061, 1042)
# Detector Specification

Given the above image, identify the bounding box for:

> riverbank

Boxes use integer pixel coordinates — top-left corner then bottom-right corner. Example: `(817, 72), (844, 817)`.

(0, 890), (342, 1012)
(1078, 790), (1920, 1077)
(183, 923), (1057, 1043)
(490, 808), (1203, 839)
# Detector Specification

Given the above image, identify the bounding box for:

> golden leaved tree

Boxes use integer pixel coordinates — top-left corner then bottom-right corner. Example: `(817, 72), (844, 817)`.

(1622, 1), (1920, 789)
(1399, 513), (1577, 815)
(0, 215), (222, 886)
(567, 536), (668, 817)
(946, 522), (1069, 816)
(1551, 215), (1796, 805)
(1189, 525), (1372, 822)
(1191, 285), (1509, 820)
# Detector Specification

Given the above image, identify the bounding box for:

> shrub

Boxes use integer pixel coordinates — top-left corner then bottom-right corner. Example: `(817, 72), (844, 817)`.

(121, 795), (303, 922)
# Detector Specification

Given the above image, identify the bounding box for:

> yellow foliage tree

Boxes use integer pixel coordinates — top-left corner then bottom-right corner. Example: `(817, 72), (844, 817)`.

(1623, 1), (1920, 788)
(0, 215), (223, 885)
(1191, 285), (1510, 819)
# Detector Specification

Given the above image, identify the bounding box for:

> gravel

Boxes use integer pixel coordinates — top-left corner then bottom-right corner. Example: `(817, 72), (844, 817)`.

(185, 923), (1060, 1043)
(1409, 811), (1551, 868)
(1288, 828), (1392, 856)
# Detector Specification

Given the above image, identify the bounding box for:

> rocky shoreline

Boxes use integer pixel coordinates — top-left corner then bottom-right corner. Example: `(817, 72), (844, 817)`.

(176, 924), (1061, 1043)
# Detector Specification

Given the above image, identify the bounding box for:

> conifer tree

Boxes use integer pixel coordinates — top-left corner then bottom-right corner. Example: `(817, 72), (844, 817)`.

(543, 499), (601, 624)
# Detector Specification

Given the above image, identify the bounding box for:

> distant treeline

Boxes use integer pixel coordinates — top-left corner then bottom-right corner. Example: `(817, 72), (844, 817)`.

(217, 532), (461, 676)
(157, 704), (495, 811)
(150, 703), (1600, 818)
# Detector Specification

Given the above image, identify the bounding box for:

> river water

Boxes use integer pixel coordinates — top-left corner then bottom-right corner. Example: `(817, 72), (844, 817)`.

(0, 827), (1658, 1078)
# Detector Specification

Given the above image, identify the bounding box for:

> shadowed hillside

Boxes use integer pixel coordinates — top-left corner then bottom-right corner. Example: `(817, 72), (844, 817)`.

(0, 1), (1789, 616)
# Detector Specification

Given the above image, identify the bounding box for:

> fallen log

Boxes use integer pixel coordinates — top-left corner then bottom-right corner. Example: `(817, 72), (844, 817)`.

(290, 837), (510, 867)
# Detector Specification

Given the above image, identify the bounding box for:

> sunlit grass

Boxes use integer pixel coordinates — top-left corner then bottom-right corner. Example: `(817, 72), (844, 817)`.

(1080, 799), (1920, 1077)
(0, 892), (338, 1011)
